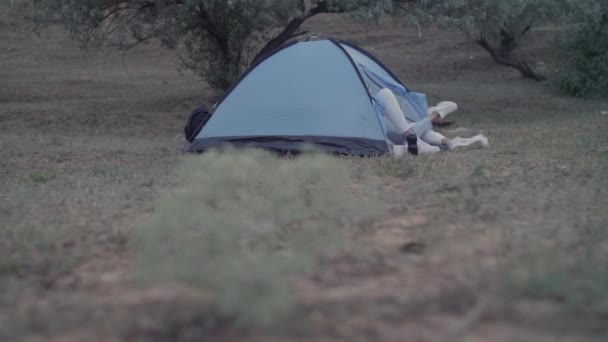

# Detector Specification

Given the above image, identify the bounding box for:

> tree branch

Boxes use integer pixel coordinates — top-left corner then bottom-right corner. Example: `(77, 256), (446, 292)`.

(392, 0), (419, 13)
(476, 38), (545, 81)
(251, 0), (336, 64)
(197, 3), (230, 58)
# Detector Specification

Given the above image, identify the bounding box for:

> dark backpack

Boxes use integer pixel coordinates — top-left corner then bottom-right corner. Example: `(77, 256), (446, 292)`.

(184, 105), (212, 142)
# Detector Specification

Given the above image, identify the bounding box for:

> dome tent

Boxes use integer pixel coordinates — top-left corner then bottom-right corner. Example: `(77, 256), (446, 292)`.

(186, 38), (429, 156)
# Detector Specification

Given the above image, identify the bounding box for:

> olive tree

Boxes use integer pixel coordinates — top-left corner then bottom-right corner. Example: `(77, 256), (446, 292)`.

(33, 0), (393, 91)
(396, 0), (570, 81)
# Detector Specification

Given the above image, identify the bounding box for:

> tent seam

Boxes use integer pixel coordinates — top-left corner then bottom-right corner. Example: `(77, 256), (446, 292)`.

(329, 39), (391, 152)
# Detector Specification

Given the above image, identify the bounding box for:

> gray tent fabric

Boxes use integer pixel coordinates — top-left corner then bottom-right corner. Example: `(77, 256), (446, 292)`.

(187, 38), (427, 156)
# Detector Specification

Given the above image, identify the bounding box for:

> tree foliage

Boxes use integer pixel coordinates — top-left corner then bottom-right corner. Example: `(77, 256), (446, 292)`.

(556, 0), (608, 98)
(397, 0), (570, 81)
(31, 0), (577, 89)
(33, 0), (392, 91)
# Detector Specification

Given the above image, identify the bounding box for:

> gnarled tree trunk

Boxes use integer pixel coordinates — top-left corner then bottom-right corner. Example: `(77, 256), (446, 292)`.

(476, 37), (545, 81)
(251, 0), (332, 64)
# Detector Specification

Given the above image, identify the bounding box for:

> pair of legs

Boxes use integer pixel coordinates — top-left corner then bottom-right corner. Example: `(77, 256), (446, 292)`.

(376, 88), (488, 156)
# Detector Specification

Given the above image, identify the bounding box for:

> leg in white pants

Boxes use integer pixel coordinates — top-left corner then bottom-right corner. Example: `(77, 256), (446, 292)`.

(376, 88), (489, 154)
(422, 130), (449, 147)
(376, 88), (411, 134)
(424, 104), (491, 150)
(376, 88), (439, 155)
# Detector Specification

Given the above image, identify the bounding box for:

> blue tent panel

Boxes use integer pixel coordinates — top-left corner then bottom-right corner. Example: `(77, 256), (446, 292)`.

(199, 40), (385, 141)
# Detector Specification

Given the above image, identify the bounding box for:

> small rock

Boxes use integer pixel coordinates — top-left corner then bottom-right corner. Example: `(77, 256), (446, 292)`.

(400, 241), (426, 254)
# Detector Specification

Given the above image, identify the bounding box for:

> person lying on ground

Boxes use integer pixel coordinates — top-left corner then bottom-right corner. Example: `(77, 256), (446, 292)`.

(376, 88), (489, 156)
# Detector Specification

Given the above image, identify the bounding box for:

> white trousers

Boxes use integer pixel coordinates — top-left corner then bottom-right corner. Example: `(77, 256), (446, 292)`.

(376, 88), (447, 146)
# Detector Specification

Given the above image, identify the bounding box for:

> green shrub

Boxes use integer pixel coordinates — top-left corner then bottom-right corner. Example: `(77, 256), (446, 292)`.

(506, 212), (608, 314)
(556, 1), (608, 98)
(135, 149), (385, 328)
(0, 220), (80, 291)
(26, 170), (56, 184)
(512, 260), (608, 313)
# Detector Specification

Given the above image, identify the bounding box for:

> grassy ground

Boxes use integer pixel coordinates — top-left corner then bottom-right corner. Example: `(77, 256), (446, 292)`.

(2, 8), (608, 342)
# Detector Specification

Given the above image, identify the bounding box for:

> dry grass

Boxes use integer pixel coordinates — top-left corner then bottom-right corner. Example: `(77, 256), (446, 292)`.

(134, 150), (386, 329)
(2, 5), (608, 342)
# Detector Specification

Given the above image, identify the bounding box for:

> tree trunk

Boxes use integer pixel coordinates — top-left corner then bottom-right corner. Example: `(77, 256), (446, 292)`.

(197, 4), (230, 58)
(251, 17), (307, 64)
(251, 0), (332, 64)
(476, 38), (545, 81)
